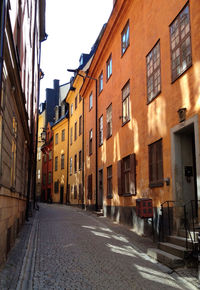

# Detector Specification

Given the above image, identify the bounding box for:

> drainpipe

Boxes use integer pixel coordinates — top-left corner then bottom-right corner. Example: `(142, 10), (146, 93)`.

(95, 79), (98, 211)
(66, 106), (69, 204)
(82, 97), (85, 209)
(0, 0), (7, 105)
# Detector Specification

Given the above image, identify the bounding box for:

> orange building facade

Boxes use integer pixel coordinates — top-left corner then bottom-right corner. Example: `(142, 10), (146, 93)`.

(80, 0), (200, 236)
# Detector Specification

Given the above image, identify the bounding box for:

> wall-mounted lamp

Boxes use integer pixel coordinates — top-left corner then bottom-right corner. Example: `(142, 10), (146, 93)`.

(177, 108), (186, 123)
(164, 177), (170, 186)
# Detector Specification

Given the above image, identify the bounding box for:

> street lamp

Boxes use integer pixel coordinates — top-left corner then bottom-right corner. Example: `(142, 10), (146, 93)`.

(67, 68), (99, 211)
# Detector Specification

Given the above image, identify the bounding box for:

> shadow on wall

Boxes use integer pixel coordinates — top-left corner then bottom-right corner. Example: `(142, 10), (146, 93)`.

(104, 205), (160, 240)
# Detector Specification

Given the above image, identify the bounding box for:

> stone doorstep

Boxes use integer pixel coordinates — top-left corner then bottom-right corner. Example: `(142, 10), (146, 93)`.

(178, 229), (199, 240)
(168, 235), (193, 249)
(147, 248), (185, 269)
(159, 242), (188, 259)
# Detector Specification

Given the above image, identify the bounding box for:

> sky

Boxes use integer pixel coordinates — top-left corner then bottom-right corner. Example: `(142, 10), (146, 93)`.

(39, 0), (113, 103)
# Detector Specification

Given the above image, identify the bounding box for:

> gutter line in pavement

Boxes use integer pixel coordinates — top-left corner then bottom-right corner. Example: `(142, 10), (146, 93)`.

(16, 212), (38, 290)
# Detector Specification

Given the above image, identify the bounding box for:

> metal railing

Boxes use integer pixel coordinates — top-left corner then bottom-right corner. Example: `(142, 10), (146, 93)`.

(159, 199), (200, 256)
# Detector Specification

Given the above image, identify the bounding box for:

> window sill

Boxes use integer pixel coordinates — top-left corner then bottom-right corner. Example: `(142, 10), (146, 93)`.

(147, 90), (161, 105)
(107, 194), (113, 199)
(119, 193), (136, 197)
(106, 74), (112, 83)
(149, 182), (164, 188)
(122, 119), (130, 127)
(98, 89), (103, 96)
(171, 63), (192, 84)
(106, 134), (112, 141)
(121, 43), (130, 58)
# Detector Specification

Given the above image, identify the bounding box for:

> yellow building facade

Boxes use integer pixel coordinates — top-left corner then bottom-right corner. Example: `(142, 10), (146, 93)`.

(52, 111), (68, 204)
(66, 75), (84, 206)
(36, 107), (45, 201)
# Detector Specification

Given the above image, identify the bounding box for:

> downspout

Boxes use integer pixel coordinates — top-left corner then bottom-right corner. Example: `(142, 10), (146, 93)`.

(82, 96), (85, 209)
(26, 0), (37, 219)
(95, 79), (98, 211)
(0, 0), (7, 105)
(66, 105), (69, 204)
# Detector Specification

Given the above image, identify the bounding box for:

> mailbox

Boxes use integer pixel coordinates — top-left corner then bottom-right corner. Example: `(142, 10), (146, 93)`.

(136, 198), (153, 218)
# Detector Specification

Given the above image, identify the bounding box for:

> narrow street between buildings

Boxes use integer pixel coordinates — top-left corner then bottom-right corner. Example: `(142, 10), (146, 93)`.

(0, 203), (199, 290)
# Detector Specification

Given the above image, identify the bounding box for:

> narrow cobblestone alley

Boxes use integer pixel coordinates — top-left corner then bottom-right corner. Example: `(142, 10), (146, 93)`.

(0, 204), (199, 290)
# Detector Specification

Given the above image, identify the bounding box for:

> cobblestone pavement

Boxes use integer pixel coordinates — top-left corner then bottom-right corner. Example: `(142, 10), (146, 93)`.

(0, 203), (199, 290)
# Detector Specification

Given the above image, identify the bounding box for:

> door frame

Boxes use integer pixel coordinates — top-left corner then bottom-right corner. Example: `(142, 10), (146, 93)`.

(171, 114), (200, 204)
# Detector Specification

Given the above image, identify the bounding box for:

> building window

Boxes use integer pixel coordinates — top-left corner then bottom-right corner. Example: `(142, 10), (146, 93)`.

(99, 115), (103, 146)
(61, 154), (65, 170)
(74, 154), (77, 173)
(124, 156), (130, 194)
(70, 157), (72, 175)
(106, 104), (112, 139)
(44, 154), (47, 163)
(122, 80), (130, 124)
(121, 20), (129, 55)
(98, 71), (103, 94)
(107, 166), (112, 198)
(79, 115), (82, 136)
(43, 174), (46, 185)
(38, 169), (40, 180)
(61, 129), (65, 141)
(55, 133), (58, 145)
(79, 150), (82, 171)
(88, 174), (92, 200)
(170, 4), (192, 82)
(106, 54), (112, 80)
(118, 153), (136, 196)
(61, 103), (66, 116)
(89, 93), (93, 110)
(74, 122), (77, 141)
(38, 148), (41, 160)
(49, 151), (52, 160)
(89, 129), (93, 155)
(55, 156), (58, 171)
(146, 41), (161, 103)
(79, 184), (82, 200)
(79, 94), (82, 103)
(74, 185), (77, 199)
(70, 127), (73, 145)
(148, 139), (163, 188)
(48, 172), (52, 184)
(75, 96), (77, 110)
(71, 103), (73, 116)
(54, 181), (59, 193)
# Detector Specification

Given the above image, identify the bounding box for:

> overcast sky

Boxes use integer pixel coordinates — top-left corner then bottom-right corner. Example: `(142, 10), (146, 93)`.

(39, 0), (113, 103)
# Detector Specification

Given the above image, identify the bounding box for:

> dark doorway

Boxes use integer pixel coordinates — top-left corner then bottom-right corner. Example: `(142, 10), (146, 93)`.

(98, 169), (103, 210)
(60, 186), (64, 204)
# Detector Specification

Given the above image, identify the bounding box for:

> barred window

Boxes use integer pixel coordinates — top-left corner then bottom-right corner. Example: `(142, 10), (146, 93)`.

(106, 54), (112, 80)
(121, 20), (129, 55)
(122, 80), (130, 124)
(146, 41), (161, 102)
(55, 156), (58, 171)
(99, 115), (103, 146)
(148, 139), (163, 187)
(98, 72), (103, 94)
(107, 166), (112, 198)
(70, 157), (72, 175)
(170, 4), (192, 82)
(61, 129), (65, 141)
(61, 154), (65, 170)
(106, 104), (112, 138)
(89, 93), (93, 111)
(89, 129), (93, 155)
